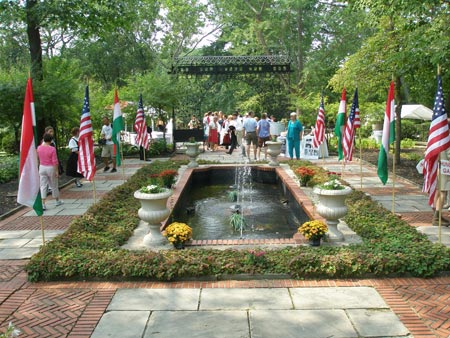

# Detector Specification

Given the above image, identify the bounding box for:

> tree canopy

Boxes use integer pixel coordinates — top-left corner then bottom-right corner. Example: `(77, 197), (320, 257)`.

(0, 0), (448, 153)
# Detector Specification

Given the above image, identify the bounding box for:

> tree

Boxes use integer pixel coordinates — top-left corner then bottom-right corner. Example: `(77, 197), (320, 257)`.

(330, 0), (450, 163)
(208, 0), (373, 115)
(0, 68), (28, 153)
(0, 0), (162, 137)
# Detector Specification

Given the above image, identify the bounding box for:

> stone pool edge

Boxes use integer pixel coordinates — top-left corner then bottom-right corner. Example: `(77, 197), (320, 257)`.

(163, 164), (324, 247)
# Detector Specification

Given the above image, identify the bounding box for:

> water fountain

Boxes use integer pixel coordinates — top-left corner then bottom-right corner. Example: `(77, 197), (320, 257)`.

(172, 165), (308, 240)
(230, 163), (253, 238)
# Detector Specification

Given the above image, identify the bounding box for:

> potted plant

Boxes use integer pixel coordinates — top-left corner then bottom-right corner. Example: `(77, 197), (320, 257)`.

(134, 178), (173, 247)
(163, 222), (193, 249)
(159, 169), (178, 188)
(298, 220), (328, 246)
(295, 166), (315, 186)
(313, 177), (352, 242)
(185, 137), (200, 168)
(266, 137), (282, 166)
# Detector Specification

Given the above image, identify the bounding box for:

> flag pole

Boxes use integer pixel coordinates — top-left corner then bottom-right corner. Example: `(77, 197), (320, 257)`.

(437, 161), (442, 243)
(39, 216), (46, 246)
(121, 142), (125, 181)
(391, 74), (396, 213)
(321, 91), (326, 166)
(322, 134), (326, 165)
(391, 143), (396, 213)
(437, 64), (442, 243)
(359, 128), (362, 189)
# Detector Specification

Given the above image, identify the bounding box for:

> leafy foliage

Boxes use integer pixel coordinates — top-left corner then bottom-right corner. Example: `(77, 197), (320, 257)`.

(0, 0), (447, 161)
(0, 156), (18, 184)
(229, 213), (247, 232)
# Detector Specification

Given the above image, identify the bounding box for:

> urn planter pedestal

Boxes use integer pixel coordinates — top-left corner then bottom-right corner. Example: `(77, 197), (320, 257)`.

(134, 189), (173, 247)
(185, 142), (200, 168)
(309, 237), (322, 246)
(266, 141), (282, 166)
(313, 186), (352, 242)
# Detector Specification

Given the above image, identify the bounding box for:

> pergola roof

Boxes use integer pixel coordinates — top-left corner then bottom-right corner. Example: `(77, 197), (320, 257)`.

(170, 55), (291, 76)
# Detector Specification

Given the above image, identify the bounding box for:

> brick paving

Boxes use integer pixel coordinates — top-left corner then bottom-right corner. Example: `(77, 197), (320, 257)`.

(0, 156), (448, 337)
(395, 284), (450, 337)
(0, 216), (73, 231)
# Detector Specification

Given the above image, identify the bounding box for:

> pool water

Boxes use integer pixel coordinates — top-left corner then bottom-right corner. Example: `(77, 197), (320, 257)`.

(173, 182), (303, 240)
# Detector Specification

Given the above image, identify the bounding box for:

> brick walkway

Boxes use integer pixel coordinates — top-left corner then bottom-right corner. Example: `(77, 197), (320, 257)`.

(0, 156), (448, 337)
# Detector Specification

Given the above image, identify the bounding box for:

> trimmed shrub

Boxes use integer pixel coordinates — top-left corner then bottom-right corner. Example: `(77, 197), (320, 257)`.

(25, 161), (450, 282)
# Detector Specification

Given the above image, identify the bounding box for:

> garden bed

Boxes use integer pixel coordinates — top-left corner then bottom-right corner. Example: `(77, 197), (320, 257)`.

(25, 160), (450, 282)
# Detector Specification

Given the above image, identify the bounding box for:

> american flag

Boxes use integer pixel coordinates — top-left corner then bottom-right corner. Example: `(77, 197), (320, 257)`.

(423, 75), (450, 207)
(134, 94), (149, 150)
(77, 86), (96, 181)
(343, 88), (360, 161)
(312, 95), (325, 148)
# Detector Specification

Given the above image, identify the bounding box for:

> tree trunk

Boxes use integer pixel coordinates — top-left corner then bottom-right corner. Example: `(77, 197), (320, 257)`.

(26, 0), (47, 139)
(26, 0), (43, 81)
(296, 6), (304, 89)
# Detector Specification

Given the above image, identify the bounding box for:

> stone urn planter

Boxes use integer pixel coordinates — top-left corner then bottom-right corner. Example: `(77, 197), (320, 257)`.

(313, 186), (352, 242)
(266, 141), (282, 166)
(185, 142), (200, 168)
(134, 189), (173, 247)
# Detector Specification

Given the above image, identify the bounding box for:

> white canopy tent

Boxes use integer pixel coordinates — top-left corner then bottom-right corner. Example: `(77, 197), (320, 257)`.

(400, 104), (433, 120)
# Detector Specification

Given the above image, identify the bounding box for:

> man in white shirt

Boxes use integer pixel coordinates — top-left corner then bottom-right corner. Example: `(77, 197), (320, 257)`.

(100, 116), (117, 173)
(243, 111), (258, 160)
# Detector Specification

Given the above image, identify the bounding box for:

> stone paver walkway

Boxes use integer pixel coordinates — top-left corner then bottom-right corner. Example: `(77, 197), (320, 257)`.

(92, 287), (409, 338)
(0, 154), (448, 337)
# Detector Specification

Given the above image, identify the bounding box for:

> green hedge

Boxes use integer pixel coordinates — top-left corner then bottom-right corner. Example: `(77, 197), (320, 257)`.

(26, 161), (450, 282)
(0, 155), (18, 183)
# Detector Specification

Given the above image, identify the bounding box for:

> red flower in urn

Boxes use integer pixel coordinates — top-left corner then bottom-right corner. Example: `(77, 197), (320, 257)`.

(159, 170), (178, 188)
(295, 166), (315, 186)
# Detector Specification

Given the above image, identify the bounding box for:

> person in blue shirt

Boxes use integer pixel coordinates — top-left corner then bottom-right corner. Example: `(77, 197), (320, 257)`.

(256, 113), (271, 160)
(286, 112), (303, 159)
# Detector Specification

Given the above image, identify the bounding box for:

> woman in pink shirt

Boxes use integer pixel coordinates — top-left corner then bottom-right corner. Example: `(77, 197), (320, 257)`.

(37, 133), (63, 210)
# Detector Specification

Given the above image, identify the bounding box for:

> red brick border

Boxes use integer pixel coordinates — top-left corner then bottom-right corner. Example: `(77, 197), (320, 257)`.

(164, 164), (317, 243)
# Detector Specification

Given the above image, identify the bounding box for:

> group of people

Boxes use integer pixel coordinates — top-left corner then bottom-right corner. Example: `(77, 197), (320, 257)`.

(198, 110), (304, 161)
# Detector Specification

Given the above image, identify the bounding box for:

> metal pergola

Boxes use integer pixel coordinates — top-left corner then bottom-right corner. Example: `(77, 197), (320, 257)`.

(170, 55), (291, 76)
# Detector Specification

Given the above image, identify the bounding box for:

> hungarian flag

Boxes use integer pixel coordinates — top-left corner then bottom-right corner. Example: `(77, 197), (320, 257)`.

(312, 95), (325, 148)
(77, 86), (96, 181)
(17, 78), (43, 216)
(335, 88), (346, 160)
(343, 88), (360, 161)
(112, 89), (124, 166)
(377, 81), (395, 184)
(423, 75), (450, 206)
(134, 94), (149, 150)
